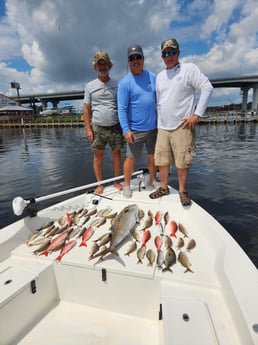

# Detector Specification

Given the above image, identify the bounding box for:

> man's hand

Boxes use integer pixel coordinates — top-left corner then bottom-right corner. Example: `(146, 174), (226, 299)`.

(182, 114), (199, 129)
(124, 131), (135, 144)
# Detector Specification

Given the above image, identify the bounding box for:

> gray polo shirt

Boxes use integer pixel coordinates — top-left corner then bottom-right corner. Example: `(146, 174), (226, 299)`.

(84, 78), (119, 126)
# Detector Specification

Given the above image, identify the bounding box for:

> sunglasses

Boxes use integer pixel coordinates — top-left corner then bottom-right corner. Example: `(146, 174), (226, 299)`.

(129, 55), (143, 62)
(162, 49), (178, 58)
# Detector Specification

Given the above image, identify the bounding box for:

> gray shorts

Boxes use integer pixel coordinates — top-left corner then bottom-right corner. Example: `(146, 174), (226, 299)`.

(92, 124), (123, 151)
(126, 129), (157, 158)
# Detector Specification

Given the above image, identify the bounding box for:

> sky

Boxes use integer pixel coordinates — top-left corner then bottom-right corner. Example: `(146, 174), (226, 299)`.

(0, 0), (258, 109)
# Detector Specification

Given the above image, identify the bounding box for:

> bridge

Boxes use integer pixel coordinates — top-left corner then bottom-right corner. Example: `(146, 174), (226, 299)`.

(13, 75), (258, 111)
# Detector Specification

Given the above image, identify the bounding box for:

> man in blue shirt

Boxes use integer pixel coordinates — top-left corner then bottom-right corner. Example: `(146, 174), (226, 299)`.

(118, 44), (158, 197)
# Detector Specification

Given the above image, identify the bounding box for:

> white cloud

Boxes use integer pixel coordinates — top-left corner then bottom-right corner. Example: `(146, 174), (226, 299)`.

(0, 0), (257, 106)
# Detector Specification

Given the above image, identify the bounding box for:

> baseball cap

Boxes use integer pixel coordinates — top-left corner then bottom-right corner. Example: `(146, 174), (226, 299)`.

(92, 51), (113, 69)
(161, 38), (179, 52)
(127, 44), (144, 58)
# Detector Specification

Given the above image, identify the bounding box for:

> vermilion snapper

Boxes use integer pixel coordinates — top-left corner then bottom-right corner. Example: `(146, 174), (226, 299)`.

(154, 235), (163, 253)
(168, 220), (178, 238)
(141, 229), (151, 247)
(79, 227), (94, 247)
(154, 211), (163, 225)
(39, 231), (70, 257)
(55, 240), (77, 262)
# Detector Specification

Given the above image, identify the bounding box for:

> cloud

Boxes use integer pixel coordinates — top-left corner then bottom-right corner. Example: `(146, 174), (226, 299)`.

(0, 0), (257, 107)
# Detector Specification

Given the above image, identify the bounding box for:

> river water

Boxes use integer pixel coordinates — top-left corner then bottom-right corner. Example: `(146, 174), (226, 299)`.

(0, 123), (257, 268)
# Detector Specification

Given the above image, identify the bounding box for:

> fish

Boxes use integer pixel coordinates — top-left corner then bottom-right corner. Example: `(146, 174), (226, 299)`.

(104, 212), (117, 219)
(162, 247), (177, 273)
(156, 250), (164, 269)
(39, 231), (70, 257)
(141, 229), (151, 247)
(138, 216), (153, 231)
(55, 240), (77, 262)
(33, 239), (51, 255)
(79, 227), (94, 247)
(146, 249), (156, 267)
(124, 241), (137, 256)
(90, 217), (106, 228)
(88, 242), (99, 259)
(178, 251), (194, 273)
(86, 208), (98, 217)
(168, 220), (178, 238)
(154, 235), (163, 253)
(176, 237), (185, 249)
(155, 211), (163, 225)
(163, 211), (170, 226)
(97, 208), (112, 217)
(186, 239), (196, 252)
(164, 235), (173, 249)
(90, 204), (141, 260)
(95, 232), (112, 247)
(57, 212), (74, 227)
(147, 209), (154, 218)
(132, 229), (141, 242)
(137, 246), (146, 264)
(178, 223), (189, 238)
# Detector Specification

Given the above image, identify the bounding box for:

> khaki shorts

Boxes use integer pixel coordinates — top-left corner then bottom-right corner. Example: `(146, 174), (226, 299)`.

(92, 124), (123, 151)
(154, 126), (196, 168)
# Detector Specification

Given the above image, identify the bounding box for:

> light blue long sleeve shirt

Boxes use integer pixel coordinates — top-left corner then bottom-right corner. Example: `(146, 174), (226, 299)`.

(117, 70), (157, 135)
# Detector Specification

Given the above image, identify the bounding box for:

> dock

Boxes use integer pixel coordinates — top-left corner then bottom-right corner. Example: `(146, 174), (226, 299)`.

(0, 112), (257, 129)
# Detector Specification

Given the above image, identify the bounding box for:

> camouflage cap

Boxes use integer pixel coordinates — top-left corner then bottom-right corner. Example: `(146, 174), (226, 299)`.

(92, 51), (113, 69)
(161, 38), (179, 52)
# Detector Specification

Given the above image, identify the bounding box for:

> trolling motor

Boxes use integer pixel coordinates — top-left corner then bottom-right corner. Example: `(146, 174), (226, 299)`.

(12, 197), (38, 217)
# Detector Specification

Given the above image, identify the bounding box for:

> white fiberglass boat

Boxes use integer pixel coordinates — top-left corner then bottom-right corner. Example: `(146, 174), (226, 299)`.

(0, 170), (257, 345)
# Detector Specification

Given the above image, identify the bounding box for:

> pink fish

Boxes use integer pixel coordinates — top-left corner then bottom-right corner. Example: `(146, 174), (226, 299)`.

(55, 240), (77, 262)
(154, 211), (163, 225)
(154, 235), (163, 253)
(65, 212), (73, 227)
(141, 229), (151, 247)
(39, 231), (70, 257)
(79, 227), (94, 247)
(168, 220), (178, 238)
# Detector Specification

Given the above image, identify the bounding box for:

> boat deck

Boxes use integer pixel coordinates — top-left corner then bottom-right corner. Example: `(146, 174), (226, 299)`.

(1, 181), (257, 345)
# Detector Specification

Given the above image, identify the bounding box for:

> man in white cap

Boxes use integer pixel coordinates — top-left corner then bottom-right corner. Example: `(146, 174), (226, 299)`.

(83, 51), (123, 194)
(149, 38), (213, 206)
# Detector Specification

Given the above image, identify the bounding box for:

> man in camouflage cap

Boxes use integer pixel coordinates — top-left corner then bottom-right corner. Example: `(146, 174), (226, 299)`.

(83, 51), (123, 194)
(150, 38), (213, 206)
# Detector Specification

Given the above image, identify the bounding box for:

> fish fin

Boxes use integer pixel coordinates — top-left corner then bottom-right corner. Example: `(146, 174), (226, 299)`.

(111, 248), (119, 256)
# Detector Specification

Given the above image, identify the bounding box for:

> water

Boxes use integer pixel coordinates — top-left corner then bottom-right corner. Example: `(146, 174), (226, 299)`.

(0, 123), (258, 268)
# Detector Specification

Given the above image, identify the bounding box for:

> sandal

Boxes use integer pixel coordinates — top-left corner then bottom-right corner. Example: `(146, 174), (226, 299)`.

(179, 192), (192, 206)
(149, 187), (169, 199)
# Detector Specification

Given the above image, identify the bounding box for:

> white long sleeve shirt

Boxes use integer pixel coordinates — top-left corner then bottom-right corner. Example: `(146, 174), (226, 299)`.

(156, 62), (213, 130)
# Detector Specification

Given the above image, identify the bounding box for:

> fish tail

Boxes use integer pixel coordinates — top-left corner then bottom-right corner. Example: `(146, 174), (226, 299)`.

(55, 255), (62, 262)
(79, 242), (86, 247)
(137, 259), (143, 264)
(184, 267), (194, 273)
(162, 267), (173, 273)
(39, 251), (48, 257)
(170, 233), (177, 238)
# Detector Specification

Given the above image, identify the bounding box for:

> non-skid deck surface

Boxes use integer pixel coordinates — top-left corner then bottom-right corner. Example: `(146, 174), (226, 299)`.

(19, 301), (160, 345)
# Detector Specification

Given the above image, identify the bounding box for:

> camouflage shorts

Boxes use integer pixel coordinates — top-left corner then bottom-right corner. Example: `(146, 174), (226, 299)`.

(92, 124), (123, 151)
